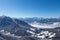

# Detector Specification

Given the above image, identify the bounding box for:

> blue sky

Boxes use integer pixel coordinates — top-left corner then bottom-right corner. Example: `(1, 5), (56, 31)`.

(0, 0), (60, 18)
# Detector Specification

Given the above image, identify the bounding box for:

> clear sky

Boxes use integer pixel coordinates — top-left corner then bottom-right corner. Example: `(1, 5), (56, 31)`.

(0, 0), (60, 18)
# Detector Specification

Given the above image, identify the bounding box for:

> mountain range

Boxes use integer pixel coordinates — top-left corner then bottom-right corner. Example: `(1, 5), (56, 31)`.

(0, 16), (60, 40)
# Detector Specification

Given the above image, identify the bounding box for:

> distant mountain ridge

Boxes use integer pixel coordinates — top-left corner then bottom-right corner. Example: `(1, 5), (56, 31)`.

(20, 17), (60, 29)
(20, 17), (60, 24)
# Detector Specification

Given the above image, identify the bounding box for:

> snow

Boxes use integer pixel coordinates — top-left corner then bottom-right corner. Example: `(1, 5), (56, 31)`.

(30, 28), (35, 31)
(49, 33), (56, 38)
(27, 30), (35, 34)
(5, 32), (10, 35)
(0, 30), (4, 32)
(35, 31), (56, 39)
(37, 35), (45, 39)
(0, 30), (21, 38)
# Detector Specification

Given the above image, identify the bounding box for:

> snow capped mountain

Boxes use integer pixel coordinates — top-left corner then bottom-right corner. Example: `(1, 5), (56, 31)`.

(19, 17), (60, 40)
(0, 16), (59, 40)
(0, 16), (34, 36)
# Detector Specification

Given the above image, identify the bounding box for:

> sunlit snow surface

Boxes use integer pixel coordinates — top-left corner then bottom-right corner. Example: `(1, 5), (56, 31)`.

(36, 31), (56, 39)
(29, 21), (60, 28)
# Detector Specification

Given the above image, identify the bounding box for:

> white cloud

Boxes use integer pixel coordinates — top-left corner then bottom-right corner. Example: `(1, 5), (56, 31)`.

(29, 21), (60, 28)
